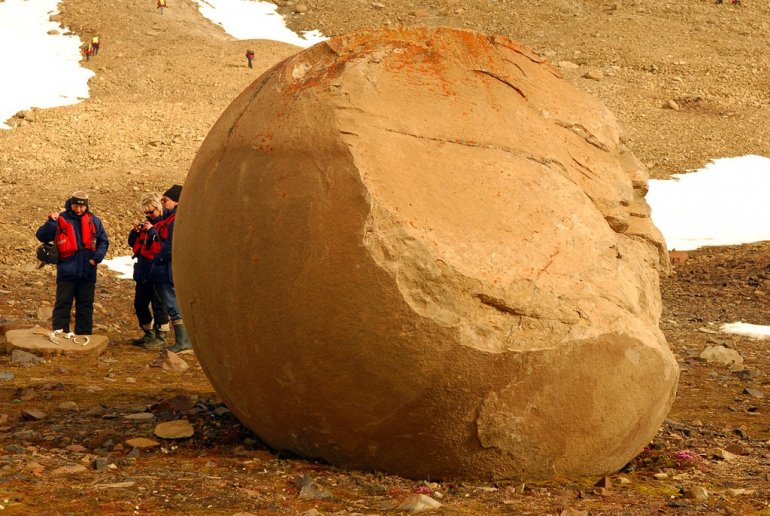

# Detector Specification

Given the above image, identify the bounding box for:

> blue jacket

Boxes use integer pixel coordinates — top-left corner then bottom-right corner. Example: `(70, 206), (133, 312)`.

(147, 206), (175, 285)
(127, 216), (163, 283)
(36, 200), (110, 283)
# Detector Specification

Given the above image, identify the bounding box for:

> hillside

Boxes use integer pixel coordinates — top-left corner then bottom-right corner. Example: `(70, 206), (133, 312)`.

(0, 0), (768, 513)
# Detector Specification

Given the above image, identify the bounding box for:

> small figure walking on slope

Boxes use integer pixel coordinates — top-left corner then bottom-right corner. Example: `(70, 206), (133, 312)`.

(82, 43), (93, 61)
(245, 49), (255, 69)
(91, 34), (100, 55)
(157, 0), (167, 14)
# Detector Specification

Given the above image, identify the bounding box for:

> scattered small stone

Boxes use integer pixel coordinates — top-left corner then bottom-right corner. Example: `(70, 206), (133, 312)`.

(213, 406), (230, 417)
(12, 429), (37, 440)
(725, 444), (748, 455)
(95, 481), (136, 489)
(557, 61), (580, 70)
(16, 388), (39, 401)
(684, 485), (708, 501)
(594, 476), (612, 489)
(84, 406), (108, 417)
(123, 412), (154, 420)
(21, 408), (46, 421)
(91, 457), (109, 471)
(699, 345), (743, 366)
(11, 349), (44, 365)
(296, 475), (333, 500)
(0, 372), (14, 381)
(710, 448), (738, 461)
(124, 437), (160, 449)
(734, 427), (749, 439)
(36, 306), (51, 321)
(4, 444), (26, 454)
(732, 369), (759, 380)
(57, 401), (79, 411)
(161, 351), (189, 372)
(52, 465), (88, 475)
(397, 493), (442, 513)
(743, 387), (764, 398)
(66, 444), (87, 452)
(294, 3), (308, 13)
(663, 99), (680, 110)
(726, 488), (753, 496)
(582, 69), (604, 80)
(154, 419), (194, 439)
(653, 472), (669, 480)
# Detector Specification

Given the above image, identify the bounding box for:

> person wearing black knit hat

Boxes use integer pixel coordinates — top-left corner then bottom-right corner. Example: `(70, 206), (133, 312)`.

(162, 184), (182, 205)
(35, 190), (110, 335)
(150, 183), (192, 352)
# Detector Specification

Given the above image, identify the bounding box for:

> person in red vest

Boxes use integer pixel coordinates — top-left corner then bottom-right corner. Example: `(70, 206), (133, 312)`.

(82, 43), (93, 61)
(149, 184), (192, 352)
(128, 193), (170, 349)
(36, 191), (110, 335)
(245, 49), (255, 69)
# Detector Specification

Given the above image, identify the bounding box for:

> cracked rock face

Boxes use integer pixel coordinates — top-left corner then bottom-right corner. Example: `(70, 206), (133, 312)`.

(175, 27), (679, 480)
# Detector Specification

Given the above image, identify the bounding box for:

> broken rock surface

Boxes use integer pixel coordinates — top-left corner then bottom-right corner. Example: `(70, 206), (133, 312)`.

(176, 27), (679, 480)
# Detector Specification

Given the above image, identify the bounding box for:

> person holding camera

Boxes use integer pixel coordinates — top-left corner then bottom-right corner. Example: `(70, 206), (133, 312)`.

(36, 191), (110, 335)
(149, 184), (192, 352)
(128, 193), (170, 349)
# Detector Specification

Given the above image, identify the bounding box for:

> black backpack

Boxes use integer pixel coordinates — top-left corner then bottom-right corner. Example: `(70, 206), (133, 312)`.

(36, 242), (59, 265)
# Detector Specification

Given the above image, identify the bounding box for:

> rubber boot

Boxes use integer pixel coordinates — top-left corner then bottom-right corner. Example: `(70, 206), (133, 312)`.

(132, 328), (154, 346)
(167, 322), (192, 352)
(142, 328), (167, 350)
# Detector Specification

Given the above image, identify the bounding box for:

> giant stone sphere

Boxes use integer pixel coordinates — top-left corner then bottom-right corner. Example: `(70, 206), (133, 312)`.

(175, 27), (679, 480)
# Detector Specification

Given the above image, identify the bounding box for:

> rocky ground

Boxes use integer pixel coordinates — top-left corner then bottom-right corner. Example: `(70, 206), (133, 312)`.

(0, 0), (769, 514)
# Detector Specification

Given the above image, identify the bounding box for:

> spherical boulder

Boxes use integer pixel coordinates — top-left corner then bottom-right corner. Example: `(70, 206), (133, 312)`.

(175, 27), (679, 480)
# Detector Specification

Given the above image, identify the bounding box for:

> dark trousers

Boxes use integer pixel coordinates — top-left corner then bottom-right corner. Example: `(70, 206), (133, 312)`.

(52, 280), (96, 334)
(134, 281), (169, 328)
(247, 58), (253, 68)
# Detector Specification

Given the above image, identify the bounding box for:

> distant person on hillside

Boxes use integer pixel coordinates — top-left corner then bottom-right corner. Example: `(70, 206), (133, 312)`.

(157, 0), (167, 14)
(36, 191), (110, 336)
(128, 193), (170, 350)
(82, 43), (93, 62)
(91, 34), (100, 55)
(149, 184), (192, 352)
(246, 49), (255, 69)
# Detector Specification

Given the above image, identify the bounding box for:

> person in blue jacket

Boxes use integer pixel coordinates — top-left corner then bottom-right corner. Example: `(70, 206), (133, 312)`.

(150, 184), (192, 352)
(128, 193), (170, 349)
(36, 191), (110, 335)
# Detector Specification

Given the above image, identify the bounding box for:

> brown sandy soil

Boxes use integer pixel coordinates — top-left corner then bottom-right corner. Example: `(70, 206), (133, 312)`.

(0, 0), (769, 513)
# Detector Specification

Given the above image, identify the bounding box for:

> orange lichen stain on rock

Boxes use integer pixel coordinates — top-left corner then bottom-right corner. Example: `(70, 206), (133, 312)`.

(282, 28), (507, 98)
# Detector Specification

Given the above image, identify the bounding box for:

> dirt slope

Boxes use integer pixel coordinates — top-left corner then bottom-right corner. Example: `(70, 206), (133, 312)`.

(0, 0), (769, 514)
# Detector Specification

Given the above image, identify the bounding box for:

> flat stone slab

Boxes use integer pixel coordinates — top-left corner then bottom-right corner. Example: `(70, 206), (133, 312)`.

(4, 325), (108, 356)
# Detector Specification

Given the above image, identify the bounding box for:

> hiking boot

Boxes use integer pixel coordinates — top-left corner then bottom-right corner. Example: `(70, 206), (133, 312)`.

(132, 329), (154, 346)
(167, 323), (192, 353)
(142, 328), (167, 350)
